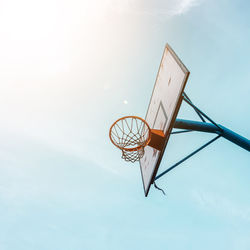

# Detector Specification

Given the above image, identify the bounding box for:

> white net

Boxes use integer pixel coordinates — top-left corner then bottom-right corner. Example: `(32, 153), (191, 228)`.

(109, 116), (151, 162)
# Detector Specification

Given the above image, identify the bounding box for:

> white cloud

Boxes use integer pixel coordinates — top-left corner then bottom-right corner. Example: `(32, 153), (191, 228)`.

(170, 0), (201, 16)
(107, 0), (201, 18)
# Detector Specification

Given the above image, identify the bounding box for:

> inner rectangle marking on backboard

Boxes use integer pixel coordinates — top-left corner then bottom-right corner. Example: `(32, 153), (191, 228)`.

(153, 101), (168, 131)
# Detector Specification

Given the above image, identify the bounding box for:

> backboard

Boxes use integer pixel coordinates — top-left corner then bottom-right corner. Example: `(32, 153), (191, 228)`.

(139, 44), (190, 196)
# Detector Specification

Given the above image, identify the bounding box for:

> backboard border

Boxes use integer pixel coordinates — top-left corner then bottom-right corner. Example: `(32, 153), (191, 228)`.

(139, 43), (190, 196)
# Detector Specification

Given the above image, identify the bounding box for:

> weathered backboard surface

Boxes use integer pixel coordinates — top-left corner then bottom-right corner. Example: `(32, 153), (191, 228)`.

(139, 44), (189, 196)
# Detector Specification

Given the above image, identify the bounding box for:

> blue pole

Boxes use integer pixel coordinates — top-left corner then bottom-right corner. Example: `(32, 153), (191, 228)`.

(174, 119), (250, 152)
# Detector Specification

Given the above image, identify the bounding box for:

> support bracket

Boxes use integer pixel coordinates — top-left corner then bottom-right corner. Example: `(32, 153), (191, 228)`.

(154, 93), (250, 182)
(148, 129), (165, 151)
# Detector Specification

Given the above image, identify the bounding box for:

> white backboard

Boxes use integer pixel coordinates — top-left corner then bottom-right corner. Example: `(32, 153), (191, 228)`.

(139, 44), (189, 196)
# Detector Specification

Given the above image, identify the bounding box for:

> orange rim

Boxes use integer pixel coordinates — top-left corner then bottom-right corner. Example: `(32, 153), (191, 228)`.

(109, 116), (151, 152)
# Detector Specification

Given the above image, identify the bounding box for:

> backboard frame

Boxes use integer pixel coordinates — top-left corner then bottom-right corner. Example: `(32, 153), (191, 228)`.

(139, 44), (190, 196)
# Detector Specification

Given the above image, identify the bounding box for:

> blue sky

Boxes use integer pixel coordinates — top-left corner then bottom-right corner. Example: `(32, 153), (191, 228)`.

(0, 0), (250, 249)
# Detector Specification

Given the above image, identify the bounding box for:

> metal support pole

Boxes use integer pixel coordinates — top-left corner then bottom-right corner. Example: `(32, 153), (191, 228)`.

(183, 92), (206, 122)
(155, 135), (221, 180)
(174, 119), (250, 152)
(182, 97), (223, 131)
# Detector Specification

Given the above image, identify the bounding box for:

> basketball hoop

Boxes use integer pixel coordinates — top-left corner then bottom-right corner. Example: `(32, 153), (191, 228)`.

(109, 116), (151, 162)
